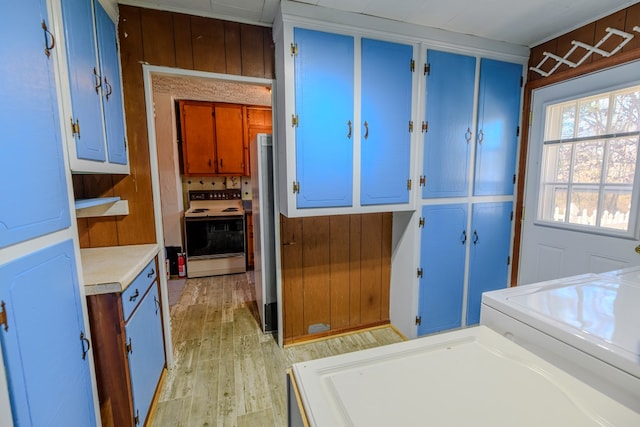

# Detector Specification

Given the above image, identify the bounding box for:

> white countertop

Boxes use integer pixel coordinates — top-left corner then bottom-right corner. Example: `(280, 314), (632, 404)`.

(80, 244), (160, 295)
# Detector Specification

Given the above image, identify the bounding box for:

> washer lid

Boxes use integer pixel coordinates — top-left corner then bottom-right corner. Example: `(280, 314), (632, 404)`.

(482, 273), (640, 379)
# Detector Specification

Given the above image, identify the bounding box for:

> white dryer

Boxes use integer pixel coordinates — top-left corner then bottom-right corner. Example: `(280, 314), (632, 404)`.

(481, 268), (640, 412)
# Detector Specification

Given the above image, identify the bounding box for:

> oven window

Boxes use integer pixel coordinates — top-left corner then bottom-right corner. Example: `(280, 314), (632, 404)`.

(185, 217), (245, 257)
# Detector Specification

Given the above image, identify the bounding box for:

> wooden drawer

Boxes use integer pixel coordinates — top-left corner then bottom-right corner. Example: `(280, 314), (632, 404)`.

(121, 259), (156, 321)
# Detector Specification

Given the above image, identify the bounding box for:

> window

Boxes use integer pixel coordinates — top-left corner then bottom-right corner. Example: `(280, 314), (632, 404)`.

(537, 85), (640, 235)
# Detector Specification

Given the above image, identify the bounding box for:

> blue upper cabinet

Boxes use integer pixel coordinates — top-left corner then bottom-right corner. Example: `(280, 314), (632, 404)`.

(474, 58), (522, 196)
(0, 0), (71, 247)
(0, 240), (96, 427)
(360, 39), (413, 206)
(466, 202), (513, 325)
(61, 0), (129, 173)
(422, 50), (476, 199)
(61, 0), (106, 162)
(418, 204), (468, 335)
(94, 0), (127, 165)
(294, 28), (354, 209)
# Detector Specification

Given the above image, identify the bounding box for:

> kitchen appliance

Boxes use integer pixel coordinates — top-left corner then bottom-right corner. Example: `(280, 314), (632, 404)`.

(184, 189), (245, 278)
(481, 268), (640, 412)
(288, 326), (640, 426)
(250, 134), (277, 332)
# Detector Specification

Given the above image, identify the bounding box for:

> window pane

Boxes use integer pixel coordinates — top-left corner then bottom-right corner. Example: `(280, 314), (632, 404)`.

(541, 143), (572, 183)
(568, 187), (598, 226)
(540, 185), (567, 222)
(611, 89), (640, 133)
(577, 96), (608, 137)
(561, 104), (575, 139)
(600, 188), (632, 231)
(606, 137), (638, 184)
(573, 141), (604, 183)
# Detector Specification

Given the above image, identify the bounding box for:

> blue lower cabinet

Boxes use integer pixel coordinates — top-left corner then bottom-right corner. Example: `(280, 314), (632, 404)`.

(466, 202), (513, 324)
(418, 204), (468, 335)
(125, 283), (165, 426)
(0, 240), (96, 426)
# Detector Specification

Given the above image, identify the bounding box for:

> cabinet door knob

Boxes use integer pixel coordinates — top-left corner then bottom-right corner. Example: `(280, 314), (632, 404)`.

(461, 230), (467, 244)
(104, 76), (113, 100)
(477, 129), (484, 144)
(80, 331), (91, 360)
(465, 127), (472, 144)
(363, 121), (369, 140)
(93, 67), (102, 94)
(472, 230), (479, 245)
(41, 20), (55, 58)
(347, 120), (352, 139)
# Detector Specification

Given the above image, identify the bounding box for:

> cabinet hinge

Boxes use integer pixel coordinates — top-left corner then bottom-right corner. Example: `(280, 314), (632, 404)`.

(419, 175), (426, 187)
(134, 409), (140, 425)
(424, 63), (430, 76)
(70, 118), (80, 138)
(415, 315), (422, 326)
(513, 174), (516, 184)
(507, 256), (511, 266)
(124, 138), (127, 151)
(126, 337), (133, 354)
(408, 121), (414, 133)
(290, 43), (298, 56)
(292, 181), (300, 194)
(418, 217), (425, 228)
(421, 121), (428, 133)
(407, 179), (412, 190)
(0, 301), (8, 332)
(417, 267), (423, 278)
(516, 126), (520, 137)
(410, 59), (415, 72)
(520, 76), (524, 87)
(510, 211), (514, 221)
(291, 114), (299, 128)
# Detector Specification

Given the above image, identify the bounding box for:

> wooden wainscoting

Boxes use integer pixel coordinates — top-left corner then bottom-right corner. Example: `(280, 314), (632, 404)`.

(281, 213), (392, 344)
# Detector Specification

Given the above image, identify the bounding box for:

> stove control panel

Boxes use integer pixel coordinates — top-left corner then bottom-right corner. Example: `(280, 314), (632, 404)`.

(189, 189), (242, 201)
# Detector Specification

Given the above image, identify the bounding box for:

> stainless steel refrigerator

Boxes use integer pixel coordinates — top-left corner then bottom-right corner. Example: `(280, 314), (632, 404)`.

(250, 134), (277, 332)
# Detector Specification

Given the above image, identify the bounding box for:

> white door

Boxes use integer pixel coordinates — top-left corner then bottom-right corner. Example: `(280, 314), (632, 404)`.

(519, 61), (640, 285)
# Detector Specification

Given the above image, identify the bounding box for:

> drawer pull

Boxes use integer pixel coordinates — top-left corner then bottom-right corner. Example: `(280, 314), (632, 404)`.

(154, 296), (160, 315)
(80, 331), (91, 360)
(147, 268), (155, 278)
(129, 289), (139, 302)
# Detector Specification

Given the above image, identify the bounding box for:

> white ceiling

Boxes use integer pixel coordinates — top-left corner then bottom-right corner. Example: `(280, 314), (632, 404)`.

(118, 0), (637, 46)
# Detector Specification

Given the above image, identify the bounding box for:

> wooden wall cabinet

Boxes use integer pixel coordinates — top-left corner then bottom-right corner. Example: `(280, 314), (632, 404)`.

(280, 213), (392, 344)
(87, 258), (165, 427)
(244, 106), (273, 176)
(179, 100), (246, 176)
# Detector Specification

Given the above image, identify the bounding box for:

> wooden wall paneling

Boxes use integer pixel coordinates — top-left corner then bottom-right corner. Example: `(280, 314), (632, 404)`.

(301, 217), (331, 334)
(72, 175), (91, 248)
(595, 10), (627, 56)
(360, 214), (383, 324)
(624, 4), (640, 52)
(116, 5), (156, 245)
(329, 216), (350, 330)
(528, 39), (558, 83)
(555, 23), (596, 74)
(140, 8), (176, 67)
(191, 16), (226, 73)
(380, 212), (392, 320)
(281, 215), (304, 340)
(173, 13), (194, 69)
(348, 215), (362, 326)
(262, 27), (275, 79)
(240, 24), (265, 78)
(224, 22), (242, 75)
(84, 175), (119, 247)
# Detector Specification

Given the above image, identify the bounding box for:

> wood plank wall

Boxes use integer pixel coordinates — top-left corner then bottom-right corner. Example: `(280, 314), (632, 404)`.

(511, 4), (640, 284)
(74, 6), (275, 248)
(281, 213), (392, 344)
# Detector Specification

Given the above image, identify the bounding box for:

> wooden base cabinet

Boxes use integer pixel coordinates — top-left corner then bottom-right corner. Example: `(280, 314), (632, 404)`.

(87, 258), (165, 427)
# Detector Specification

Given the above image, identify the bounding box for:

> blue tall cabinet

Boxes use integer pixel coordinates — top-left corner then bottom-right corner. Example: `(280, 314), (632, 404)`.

(285, 26), (414, 215)
(417, 49), (522, 335)
(0, 0), (97, 425)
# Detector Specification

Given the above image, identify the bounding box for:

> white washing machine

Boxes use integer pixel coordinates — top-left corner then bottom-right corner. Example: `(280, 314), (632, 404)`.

(481, 268), (640, 413)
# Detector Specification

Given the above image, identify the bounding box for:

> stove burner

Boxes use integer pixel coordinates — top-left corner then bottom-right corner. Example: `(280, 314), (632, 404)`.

(191, 208), (209, 213)
(222, 207), (239, 212)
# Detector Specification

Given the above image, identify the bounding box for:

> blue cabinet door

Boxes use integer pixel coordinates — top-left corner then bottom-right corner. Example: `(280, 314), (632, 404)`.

(294, 28), (354, 208)
(423, 50), (476, 198)
(467, 202), (512, 325)
(0, 1), (71, 248)
(126, 283), (165, 426)
(418, 204), (468, 335)
(62, 0), (106, 162)
(360, 38), (413, 205)
(0, 241), (96, 426)
(94, 0), (127, 165)
(474, 59), (522, 196)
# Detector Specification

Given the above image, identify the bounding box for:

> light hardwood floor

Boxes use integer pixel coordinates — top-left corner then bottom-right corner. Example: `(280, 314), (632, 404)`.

(151, 273), (404, 427)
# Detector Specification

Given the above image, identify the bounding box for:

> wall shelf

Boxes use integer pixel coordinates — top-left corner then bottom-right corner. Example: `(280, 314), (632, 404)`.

(75, 197), (129, 218)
